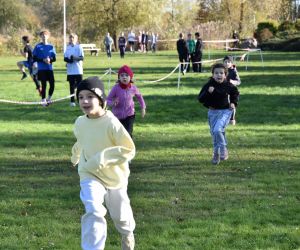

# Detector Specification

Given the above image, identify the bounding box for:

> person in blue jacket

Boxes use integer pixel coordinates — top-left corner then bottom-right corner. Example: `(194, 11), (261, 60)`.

(33, 29), (56, 106)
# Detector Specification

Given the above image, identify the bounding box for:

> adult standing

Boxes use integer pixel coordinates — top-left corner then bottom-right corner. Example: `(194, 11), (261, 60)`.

(118, 32), (127, 58)
(64, 33), (84, 107)
(193, 32), (203, 73)
(186, 33), (195, 72)
(176, 33), (188, 75)
(127, 30), (135, 53)
(33, 29), (56, 106)
(232, 30), (239, 48)
(150, 32), (158, 53)
(104, 32), (114, 58)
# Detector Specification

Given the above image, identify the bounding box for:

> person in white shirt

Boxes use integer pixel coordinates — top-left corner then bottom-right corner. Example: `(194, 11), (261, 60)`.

(64, 33), (84, 107)
(127, 30), (136, 53)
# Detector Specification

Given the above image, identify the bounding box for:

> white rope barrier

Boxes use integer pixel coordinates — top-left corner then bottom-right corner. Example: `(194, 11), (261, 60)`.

(0, 52), (253, 105)
(0, 94), (74, 105)
(136, 64), (180, 84)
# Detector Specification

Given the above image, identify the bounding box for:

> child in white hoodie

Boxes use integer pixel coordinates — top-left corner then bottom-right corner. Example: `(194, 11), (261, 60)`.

(71, 76), (136, 250)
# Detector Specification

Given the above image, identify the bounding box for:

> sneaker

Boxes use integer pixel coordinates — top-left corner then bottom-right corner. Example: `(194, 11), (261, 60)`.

(121, 234), (135, 250)
(46, 96), (53, 105)
(70, 102), (76, 107)
(211, 151), (220, 165)
(21, 73), (27, 80)
(220, 148), (229, 161)
(41, 99), (48, 107)
(182, 69), (186, 75)
(230, 119), (236, 125)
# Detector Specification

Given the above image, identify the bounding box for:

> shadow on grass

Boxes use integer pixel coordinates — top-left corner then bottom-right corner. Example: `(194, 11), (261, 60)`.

(0, 92), (299, 126)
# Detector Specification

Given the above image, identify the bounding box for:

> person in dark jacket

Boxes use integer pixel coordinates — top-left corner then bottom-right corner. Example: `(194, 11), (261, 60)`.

(193, 32), (203, 72)
(118, 32), (127, 58)
(223, 55), (241, 125)
(176, 33), (188, 75)
(198, 63), (239, 165)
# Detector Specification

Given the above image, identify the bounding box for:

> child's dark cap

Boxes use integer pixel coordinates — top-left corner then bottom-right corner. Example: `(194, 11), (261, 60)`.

(76, 76), (106, 107)
(223, 55), (233, 62)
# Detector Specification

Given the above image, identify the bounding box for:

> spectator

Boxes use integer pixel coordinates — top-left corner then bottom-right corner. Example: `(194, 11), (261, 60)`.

(127, 30), (136, 53)
(193, 32), (203, 72)
(104, 32), (114, 58)
(176, 33), (189, 75)
(118, 32), (127, 58)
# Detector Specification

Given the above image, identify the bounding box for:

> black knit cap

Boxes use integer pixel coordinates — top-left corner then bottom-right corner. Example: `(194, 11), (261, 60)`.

(223, 55), (233, 62)
(76, 76), (106, 107)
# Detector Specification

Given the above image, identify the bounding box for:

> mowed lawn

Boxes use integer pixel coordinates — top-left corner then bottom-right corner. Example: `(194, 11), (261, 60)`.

(0, 50), (299, 250)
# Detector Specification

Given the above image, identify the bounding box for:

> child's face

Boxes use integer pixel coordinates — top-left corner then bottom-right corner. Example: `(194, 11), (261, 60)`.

(224, 59), (233, 69)
(78, 90), (103, 118)
(119, 73), (131, 85)
(213, 68), (226, 83)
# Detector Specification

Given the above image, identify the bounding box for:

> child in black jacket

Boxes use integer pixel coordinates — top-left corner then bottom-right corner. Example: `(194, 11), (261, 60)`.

(198, 63), (239, 165)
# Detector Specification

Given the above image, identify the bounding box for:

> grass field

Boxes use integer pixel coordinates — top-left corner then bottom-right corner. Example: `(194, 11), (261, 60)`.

(0, 50), (299, 250)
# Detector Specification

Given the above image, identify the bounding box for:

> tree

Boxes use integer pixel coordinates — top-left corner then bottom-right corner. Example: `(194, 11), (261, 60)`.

(70, 0), (166, 45)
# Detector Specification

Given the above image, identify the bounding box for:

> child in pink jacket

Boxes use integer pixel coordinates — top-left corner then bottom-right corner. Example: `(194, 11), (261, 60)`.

(107, 65), (146, 137)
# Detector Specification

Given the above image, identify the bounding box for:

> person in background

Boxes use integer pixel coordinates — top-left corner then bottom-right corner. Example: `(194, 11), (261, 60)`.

(186, 33), (196, 73)
(223, 55), (241, 125)
(104, 32), (114, 58)
(32, 29), (56, 106)
(118, 32), (127, 58)
(127, 30), (136, 53)
(150, 32), (158, 53)
(71, 76), (136, 250)
(193, 32), (203, 73)
(17, 35), (41, 95)
(232, 30), (239, 48)
(176, 33), (189, 75)
(64, 33), (84, 107)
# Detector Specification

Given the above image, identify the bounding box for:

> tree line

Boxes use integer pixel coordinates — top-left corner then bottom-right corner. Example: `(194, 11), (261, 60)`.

(0, 0), (298, 52)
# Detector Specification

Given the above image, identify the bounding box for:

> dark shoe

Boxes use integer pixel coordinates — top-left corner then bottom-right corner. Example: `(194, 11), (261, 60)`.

(220, 148), (228, 161)
(21, 73), (27, 80)
(212, 151), (220, 165)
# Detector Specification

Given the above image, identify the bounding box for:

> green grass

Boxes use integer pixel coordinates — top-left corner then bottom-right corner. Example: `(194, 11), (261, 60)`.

(0, 50), (299, 250)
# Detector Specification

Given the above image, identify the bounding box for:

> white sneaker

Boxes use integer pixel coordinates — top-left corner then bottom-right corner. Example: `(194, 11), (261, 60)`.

(46, 96), (53, 105)
(70, 102), (76, 107)
(41, 99), (48, 107)
(121, 234), (135, 250)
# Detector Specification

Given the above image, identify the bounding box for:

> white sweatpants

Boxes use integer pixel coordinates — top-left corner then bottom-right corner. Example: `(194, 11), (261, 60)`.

(80, 178), (136, 250)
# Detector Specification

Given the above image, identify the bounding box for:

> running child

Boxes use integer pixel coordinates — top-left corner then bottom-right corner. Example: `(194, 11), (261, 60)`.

(64, 33), (84, 107)
(32, 29), (56, 106)
(106, 65), (146, 137)
(223, 55), (241, 125)
(198, 63), (239, 165)
(71, 76), (136, 250)
(17, 35), (41, 95)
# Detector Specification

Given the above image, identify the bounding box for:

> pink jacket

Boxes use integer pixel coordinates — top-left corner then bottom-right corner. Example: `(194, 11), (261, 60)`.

(107, 83), (146, 119)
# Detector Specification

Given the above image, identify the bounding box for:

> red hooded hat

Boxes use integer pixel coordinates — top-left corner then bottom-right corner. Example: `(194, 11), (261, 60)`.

(118, 65), (134, 83)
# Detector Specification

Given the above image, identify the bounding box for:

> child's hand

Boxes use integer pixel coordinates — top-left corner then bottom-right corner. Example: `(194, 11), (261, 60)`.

(113, 98), (119, 106)
(208, 86), (214, 93)
(141, 108), (146, 118)
(230, 103), (235, 109)
(44, 57), (51, 64)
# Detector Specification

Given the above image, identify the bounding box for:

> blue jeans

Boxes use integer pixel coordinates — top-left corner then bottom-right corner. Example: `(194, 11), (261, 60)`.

(208, 109), (233, 153)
